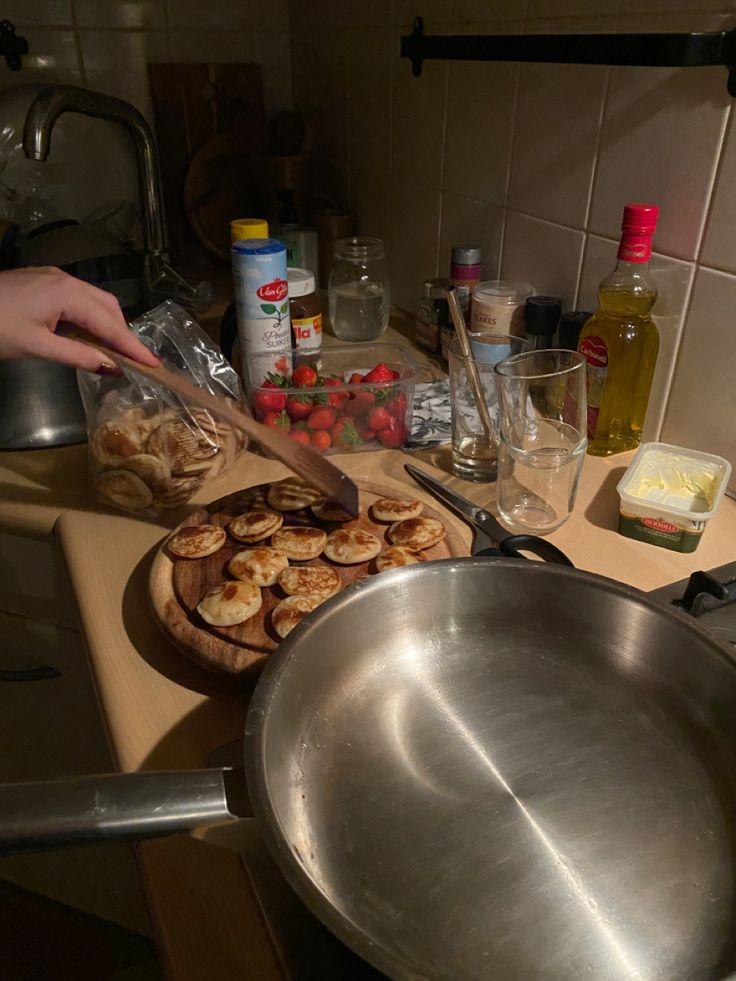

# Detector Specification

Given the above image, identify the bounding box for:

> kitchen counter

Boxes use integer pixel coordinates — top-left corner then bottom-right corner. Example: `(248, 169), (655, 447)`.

(9, 312), (736, 978)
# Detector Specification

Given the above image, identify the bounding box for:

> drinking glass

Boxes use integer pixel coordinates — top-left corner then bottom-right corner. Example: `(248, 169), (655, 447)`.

(494, 349), (587, 532)
(448, 333), (530, 481)
(328, 237), (390, 341)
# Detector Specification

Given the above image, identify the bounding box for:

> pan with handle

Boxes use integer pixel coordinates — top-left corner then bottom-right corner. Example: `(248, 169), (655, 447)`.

(2, 557), (736, 980)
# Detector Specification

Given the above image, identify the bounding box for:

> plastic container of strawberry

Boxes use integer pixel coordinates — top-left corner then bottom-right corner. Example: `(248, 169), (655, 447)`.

(245, 343), (418, 454)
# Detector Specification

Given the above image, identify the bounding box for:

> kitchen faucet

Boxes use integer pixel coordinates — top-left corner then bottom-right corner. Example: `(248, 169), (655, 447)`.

(22, 84), (167, 260)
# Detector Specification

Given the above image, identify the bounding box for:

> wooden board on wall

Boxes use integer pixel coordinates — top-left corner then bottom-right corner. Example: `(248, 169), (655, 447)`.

(148, 63), (267, 272)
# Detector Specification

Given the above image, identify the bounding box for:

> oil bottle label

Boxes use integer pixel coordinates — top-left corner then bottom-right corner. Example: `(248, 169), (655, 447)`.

(579, 335), (608, 438)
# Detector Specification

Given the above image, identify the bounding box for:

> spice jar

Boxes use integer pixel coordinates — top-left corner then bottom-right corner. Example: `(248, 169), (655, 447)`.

(288, 267), (322, 354)
(523, 295), (561, 351)
(450, 245), (482, 320)
(471, 281), (533, 337)
(416, 277), (451, 354)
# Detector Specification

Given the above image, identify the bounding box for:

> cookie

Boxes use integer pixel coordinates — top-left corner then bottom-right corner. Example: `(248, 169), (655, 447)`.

(272, 593), (323, 639)
(375, 546), (421, 572)
(229, 510), (283, 543)
(197, 581), (262, 627)
(95, 469), (153, 511)
(388, 517), (445, 551)
(278, 564), (341, 599)
(271, 526), (327, 561)
(371, 497), (423, 523)
(91, 419), (148, 466)
(168, 524), (226, 559)
(228, 547), (290, 588)
(267, 478), (324, 512)
(323, 528), (382, 565)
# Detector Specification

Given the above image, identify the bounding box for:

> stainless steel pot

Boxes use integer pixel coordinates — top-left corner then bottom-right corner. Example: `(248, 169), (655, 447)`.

(3, 558), (736, 980)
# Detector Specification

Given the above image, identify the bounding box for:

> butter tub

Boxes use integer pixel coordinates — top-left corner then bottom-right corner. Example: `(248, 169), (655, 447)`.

(616, 442), (732, 553)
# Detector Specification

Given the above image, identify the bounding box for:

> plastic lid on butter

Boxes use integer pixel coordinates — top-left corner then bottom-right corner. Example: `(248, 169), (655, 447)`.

(473, 280), (534, 305)
(288, 267), (316, 297)
(231, 218), (268, 243)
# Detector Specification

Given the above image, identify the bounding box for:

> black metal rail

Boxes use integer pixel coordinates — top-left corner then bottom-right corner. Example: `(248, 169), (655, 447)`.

(401, 16), (736, 95)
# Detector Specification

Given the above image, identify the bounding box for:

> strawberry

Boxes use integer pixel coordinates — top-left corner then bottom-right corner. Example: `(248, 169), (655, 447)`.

(287, 427), (311, 446)
(330, 416), (361, 451)
(348, 372), (365, 385)
(310, 430), (331, 453)
(376, 416), (404, 449)
(362, 362), (394, 385)
(323, 376), (349, 410)
(273, 355), (289, 376)
(344, 390), (376, 417)
(367, 406), (392, 431)
(389, 369), (401, 380)
(355, 420), (376, 442)
(254, 381), (286, 416)
(292, 364), (319, 388)
(307, 406), (336, 431)
(387, 390), (408, 420)
(285, 394), (313, 421)
(263, 409), (291, 430)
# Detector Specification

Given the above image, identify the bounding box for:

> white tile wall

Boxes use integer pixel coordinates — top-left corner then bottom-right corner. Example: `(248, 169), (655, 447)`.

(290, 0), (736, 473)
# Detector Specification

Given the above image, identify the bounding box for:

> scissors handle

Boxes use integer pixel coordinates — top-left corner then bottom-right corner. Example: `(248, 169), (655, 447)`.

(476, 535), (574, 567)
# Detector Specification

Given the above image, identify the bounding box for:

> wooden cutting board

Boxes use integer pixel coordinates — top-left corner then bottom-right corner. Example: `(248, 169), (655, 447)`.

(149, 478), (466, 679)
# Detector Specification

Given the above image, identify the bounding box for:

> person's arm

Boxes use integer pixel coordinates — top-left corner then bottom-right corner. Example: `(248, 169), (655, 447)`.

(0, 266), (160, 372)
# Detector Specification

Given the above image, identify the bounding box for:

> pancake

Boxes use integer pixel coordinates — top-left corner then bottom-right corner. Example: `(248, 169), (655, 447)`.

(388, 517), (445, 551)
(371, 497), (423, 523)
(229, 510), (283, 543)
(119, 453), (171, 490)
(278, 564), (341, 599)
(271, 526), (327, 561)
(323, 528), (382, 565)
(311, 500), (355, 522)
(272, 593), (323, 639)
(267, 478), (324, 512)
(197, 580), (262, 627)
(168, 524), (226, 559)
(95, 469), (153, 511)
(375, 546), (421, 572)
(228, 547), (290, 587)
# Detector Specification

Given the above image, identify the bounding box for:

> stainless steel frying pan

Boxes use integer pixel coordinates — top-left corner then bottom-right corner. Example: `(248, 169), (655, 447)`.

(3, 558), (736, 980)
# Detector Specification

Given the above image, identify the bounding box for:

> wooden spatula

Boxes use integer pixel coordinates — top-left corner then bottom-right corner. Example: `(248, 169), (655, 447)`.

(90, 344), (360, 516)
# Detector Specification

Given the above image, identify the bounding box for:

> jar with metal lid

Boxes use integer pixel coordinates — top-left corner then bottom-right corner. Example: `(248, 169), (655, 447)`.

(288, 267), (322, 353)
(328, 237), (390, 341)
(450, 245), (482, 319)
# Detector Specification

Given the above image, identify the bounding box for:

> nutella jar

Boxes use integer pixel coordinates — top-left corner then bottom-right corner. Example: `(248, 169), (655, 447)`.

(288, 267), (322, 353)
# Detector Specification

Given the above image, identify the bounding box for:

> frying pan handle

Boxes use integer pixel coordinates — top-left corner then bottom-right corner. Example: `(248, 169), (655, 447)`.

(0, 767), (251, 854)
(476, 537), (574, 566)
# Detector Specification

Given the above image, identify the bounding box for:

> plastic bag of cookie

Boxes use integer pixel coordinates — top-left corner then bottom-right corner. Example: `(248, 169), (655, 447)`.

(78, 301), (248, 517)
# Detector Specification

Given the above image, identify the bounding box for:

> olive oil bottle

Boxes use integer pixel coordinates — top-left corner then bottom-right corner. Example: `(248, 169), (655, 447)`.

(578, 203), (660, 456)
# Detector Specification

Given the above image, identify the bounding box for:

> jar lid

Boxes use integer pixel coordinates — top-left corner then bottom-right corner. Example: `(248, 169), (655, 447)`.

(424, 276), (451, 297)
(288, 267), (316, 297)
(524, 295), (562, 335)
(451, 245), (482, 264)
(334, 236), (384, 260)
(230, 218), (268, 243)
(473, 280), (534, 304)
(558, 311), (592, 350)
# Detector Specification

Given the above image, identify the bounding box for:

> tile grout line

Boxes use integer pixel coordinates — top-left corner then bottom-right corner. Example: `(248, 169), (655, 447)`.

(69, 0), (87, 87)
(497, 61), (522, 280)
(434, 60), (450, 278)
(694, 100), (733, 267)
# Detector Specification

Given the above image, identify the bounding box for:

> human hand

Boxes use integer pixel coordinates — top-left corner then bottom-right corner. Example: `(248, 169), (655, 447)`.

(0, 266), (160, 372)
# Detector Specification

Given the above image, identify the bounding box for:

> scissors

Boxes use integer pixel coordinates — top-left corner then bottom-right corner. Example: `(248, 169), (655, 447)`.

(404, 463), (573, 566)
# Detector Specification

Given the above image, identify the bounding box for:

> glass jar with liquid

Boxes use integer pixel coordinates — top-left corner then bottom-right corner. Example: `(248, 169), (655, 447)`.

(328, 237), (390, 341)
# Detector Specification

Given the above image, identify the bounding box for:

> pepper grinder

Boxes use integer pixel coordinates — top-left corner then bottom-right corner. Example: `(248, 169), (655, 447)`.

(523, 295), (562, 350)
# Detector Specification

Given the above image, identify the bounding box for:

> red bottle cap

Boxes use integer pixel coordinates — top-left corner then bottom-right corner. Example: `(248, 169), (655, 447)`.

(621, 203), (659, 235)
(618, 203), (659, 262)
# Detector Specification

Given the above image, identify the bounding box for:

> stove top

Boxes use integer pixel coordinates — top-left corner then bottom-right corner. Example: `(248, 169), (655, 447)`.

(649, 560), (736, 649)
